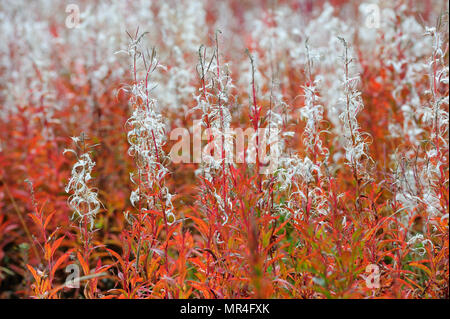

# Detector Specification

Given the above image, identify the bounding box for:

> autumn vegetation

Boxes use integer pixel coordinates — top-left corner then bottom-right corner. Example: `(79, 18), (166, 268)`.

(0, 0), (448, 299)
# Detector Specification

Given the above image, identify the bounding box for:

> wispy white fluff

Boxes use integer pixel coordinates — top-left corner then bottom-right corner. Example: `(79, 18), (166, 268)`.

(122, 34), (175, 225)
(64, 138), (102, 229)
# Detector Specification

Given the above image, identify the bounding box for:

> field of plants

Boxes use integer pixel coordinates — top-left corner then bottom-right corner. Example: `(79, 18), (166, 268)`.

(0, 0), (448, 299)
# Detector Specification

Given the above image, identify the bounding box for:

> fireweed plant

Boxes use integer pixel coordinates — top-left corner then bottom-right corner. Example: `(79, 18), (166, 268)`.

(0, 0), (448, 299)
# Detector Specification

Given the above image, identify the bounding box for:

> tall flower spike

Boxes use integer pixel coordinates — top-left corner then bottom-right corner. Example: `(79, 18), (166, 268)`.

(300, 40), (329, 164)
(64, 135), (102, 230)
(337, 37), (373, 186)
(123, 30), (175, 225)
(192, 38), (234, 181)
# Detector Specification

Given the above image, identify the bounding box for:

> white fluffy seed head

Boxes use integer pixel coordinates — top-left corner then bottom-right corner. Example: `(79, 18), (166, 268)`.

(64, 139), (102, 229)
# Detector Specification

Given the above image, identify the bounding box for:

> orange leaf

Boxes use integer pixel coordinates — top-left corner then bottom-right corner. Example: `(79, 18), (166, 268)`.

(43, 211), (56, 230)
(50, 249), (74, 280)
(106, 248), (125, 271)
(409, 262), (432, 276)
(52, 236), (64, 253)
(26, 264), (41, 286)
(77, 251), (90, 276)
(28, 213), (42, 228)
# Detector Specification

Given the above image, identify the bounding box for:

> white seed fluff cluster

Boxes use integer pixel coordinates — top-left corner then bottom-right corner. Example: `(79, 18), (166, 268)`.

(337, 38), (373, 179)
(123, 35), (175, 225)
(192, 44), (234, 181)
(64, 139), (101, 229)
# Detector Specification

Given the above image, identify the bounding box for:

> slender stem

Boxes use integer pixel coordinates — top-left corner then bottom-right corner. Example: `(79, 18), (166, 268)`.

(1, 178), (41, 263)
